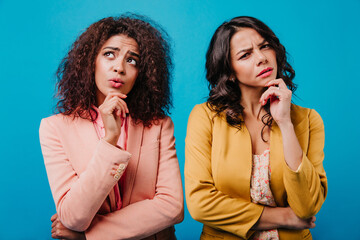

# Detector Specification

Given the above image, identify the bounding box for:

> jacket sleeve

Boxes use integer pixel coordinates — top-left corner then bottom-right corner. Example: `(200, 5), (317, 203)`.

(283, 109), (327, 218)
(185, 104), (264, 239)
(39, 117), (131, 231)
(84, 117), (184, 240)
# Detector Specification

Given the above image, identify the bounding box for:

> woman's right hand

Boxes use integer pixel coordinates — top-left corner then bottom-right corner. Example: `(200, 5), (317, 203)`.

(283, 207), (316, 230)
(51, 213), (85, 240)
(98, 92), (129, 146)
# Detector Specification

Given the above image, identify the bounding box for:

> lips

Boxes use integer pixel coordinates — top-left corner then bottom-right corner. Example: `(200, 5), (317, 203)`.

(109, 78), (124, 88)
(257, 67), (273, 77)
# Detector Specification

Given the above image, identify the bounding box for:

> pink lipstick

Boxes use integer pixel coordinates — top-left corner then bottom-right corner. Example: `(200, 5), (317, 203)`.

(109, 78), (124, 88)
(257, 67), (273, 78)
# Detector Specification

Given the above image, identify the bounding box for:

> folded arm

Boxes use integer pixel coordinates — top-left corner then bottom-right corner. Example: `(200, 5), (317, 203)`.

(39, 117), (131, 231)
(185, 105), (264, 239)
(84, 117), (184, 240)
(283, 109), (327, 218)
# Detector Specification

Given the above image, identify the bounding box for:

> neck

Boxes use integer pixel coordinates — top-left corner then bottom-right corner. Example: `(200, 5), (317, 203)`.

(239, 85), (266, 118)
(96, 90), (105, 107)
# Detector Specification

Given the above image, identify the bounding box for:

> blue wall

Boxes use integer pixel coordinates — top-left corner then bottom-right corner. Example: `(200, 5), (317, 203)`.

(0, 0), (358, 239)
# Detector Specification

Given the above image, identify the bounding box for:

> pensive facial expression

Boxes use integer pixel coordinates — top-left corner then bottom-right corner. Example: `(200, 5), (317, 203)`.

(230, 28), (277, 90)
(95, 34), (140, 106)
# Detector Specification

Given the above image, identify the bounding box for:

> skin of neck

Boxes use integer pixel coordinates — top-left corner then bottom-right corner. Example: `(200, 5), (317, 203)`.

(239, 84), (267, 118)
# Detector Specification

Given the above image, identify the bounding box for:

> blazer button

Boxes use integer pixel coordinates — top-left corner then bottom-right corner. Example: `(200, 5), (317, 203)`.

(114, 173), (120, 180)
(118, 163), (126, 171)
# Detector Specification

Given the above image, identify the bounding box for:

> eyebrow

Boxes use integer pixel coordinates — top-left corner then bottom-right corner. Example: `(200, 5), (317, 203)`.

(235, 39), (267, 56)
(103, 46), (140, 58)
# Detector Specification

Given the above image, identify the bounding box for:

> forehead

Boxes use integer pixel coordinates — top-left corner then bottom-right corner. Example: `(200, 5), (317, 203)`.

(230, 28), (264, 50)
(102, 34), (139, 52)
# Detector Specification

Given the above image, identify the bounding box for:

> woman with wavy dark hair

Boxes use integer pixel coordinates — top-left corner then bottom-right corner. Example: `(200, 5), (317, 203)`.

(185, 16), (327, 239)
(40, 14), (183, 240)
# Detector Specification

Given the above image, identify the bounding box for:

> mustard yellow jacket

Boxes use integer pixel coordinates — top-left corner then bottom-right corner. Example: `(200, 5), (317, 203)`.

(185, 103), (327, 240)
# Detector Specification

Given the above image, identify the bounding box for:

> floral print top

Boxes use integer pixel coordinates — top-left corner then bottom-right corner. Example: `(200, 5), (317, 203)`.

(250, 149), (279, 240)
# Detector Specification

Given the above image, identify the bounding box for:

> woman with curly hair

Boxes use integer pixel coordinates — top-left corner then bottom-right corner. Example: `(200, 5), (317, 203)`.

(185, 16), (327, 239)
(39, 14), (183, 240)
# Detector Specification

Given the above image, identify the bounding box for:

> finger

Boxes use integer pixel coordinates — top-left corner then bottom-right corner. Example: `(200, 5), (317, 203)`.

(260, 88), (280, 105)
(309, 221), (316, 228)
(102, 95), (127, 108)
(113, 98), (128, 118)
(51, 232), (59, 239)
(101, 92), (127, 108)
(115, 106), (125, 119)
(107, 96), (128, 115)
(112, 99), (125, 118)
(51, 220), (57, 228)
(265, 78), (287, 89)
(102, 98), (123, 115)
(114, 97), (129, 113)
(107, 91), (127, 100)
(50, 213), (58, 222)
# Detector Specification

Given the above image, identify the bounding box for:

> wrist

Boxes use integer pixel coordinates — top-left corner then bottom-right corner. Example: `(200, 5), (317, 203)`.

(262, 206), (286, 229)
(281, 207), (295, 229)
(277, 119), (293, 131)
(103, 135), (119, 146)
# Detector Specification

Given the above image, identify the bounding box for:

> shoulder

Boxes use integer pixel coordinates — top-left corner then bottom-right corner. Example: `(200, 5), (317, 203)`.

(189, 102), (217, 122)
(290, 104), (324, 128)
(158, 116), (174, 131)
(39, 113), (87, 136)
(41, 113), (70, 125)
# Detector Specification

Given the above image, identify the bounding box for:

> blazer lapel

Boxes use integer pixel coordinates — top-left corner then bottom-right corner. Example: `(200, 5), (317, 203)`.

(269, 122), (286, 205)
(123, 117), (144, 206)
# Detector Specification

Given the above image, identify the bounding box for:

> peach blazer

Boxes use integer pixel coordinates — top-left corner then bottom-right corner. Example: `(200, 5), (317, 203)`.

(185, 103), (327, 240)
(39, 114), (184, 240)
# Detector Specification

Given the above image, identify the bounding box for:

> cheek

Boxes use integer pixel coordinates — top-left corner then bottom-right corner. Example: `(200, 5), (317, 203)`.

(95, 61), (105, 76)
(233, 63), (251, 78)
(130, 69), (139, 82)
(269, 50), (277, 63)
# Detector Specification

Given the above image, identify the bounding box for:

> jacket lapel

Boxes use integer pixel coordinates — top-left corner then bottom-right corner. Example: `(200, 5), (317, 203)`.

(123, 117), (144, 206)
(269, 122), (286, 205)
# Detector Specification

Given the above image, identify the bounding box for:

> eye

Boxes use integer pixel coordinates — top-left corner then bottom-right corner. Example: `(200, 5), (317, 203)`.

(260, 44), (271, 49)
(127, 58), (138, 66)
(104, 51), (115, 58)
(239, 52), (250, 60)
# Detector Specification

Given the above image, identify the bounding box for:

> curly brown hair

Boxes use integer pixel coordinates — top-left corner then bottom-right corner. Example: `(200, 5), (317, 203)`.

(205, 16), (296, 140)
(55, 13), (173, 127)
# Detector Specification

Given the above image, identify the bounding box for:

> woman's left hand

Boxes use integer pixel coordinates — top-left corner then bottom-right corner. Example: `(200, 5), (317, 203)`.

(260, 78), (292, 126)
(51, 213), (86, 240)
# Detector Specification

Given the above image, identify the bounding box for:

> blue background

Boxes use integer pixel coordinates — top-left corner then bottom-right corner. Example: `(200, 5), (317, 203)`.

(0, 0), (359, 239)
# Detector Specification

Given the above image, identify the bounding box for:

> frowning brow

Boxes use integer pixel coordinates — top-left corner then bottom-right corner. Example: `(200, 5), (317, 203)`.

(102, 46), (140, 58)
(235, 39), (267, 56)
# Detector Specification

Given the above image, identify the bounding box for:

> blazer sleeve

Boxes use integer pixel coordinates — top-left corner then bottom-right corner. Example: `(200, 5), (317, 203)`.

(84, 117), (184, 240)
(185, 104), (264, 239)
(39, 117), (131, 231)
(283, 109), (327, 219)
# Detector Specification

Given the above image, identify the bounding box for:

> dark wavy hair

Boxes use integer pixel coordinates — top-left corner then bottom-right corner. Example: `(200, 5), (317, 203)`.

(55, 13), (173, 127)
(206, 16), (296, 139)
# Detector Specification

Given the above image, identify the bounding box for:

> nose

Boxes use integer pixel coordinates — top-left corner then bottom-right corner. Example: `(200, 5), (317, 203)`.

(255, 50), (267, 66)
(113, 59), (125, 74)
